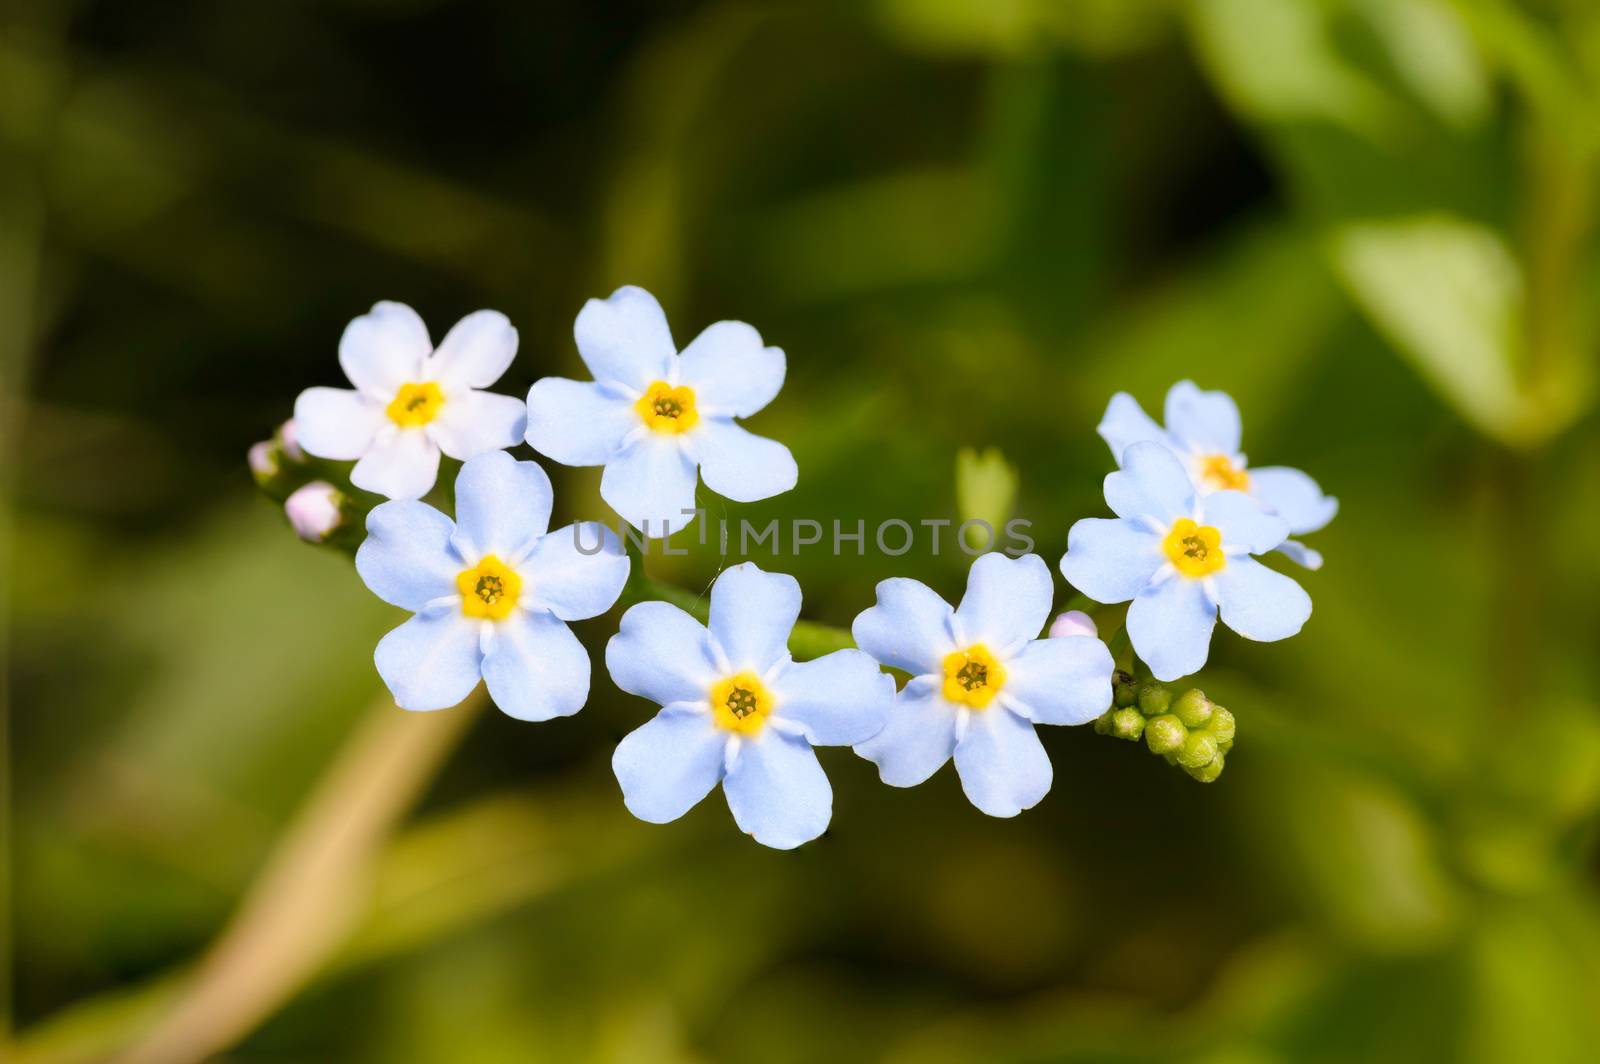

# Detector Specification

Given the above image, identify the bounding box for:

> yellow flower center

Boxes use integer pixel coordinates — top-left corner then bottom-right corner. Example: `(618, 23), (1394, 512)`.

(942, 644), (1005, 709)
(386, 381), (445, 427)
(455, 555), (522, 620)
(1162, 518), (1226, 578)
(709, 671), (774, 735)
(634, 380), (699, 434)
(1199, 454), (1250, 492)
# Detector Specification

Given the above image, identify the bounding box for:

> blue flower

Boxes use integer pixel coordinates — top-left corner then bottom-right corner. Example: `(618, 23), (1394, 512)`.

(608, 563), (893, 849)
(1098, 380), (1337, 568)
(1060, 442), (1312, 682)
(525, 286), (797, 536)
(851, 554), (1114, 818)
(356, 450), (629, 718)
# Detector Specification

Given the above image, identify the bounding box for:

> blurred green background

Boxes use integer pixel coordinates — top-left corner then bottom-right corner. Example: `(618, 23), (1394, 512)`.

(6, 0), (1600, 1061)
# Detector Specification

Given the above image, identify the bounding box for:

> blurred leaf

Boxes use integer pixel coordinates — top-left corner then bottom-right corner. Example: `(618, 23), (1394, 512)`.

(1355, 0), (1491, 130)
(954, 445), (1018, 538)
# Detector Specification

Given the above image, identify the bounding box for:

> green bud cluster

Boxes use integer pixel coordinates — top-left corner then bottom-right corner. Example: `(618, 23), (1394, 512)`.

(1092, 674), (1235, 782)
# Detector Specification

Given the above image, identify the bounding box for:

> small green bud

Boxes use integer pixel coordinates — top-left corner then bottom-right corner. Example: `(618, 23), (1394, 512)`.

(1109, 708), (1145, 741)
(1137, 683), (1171, 716)
(1218, 738), (1233, 754)
(1208, 707), (1235, 745)
(1172, 689), (1213, 728)
(1145, 714), (1186, 755)
(1188, 754), (1225, 783)
(1177, 731), (1219, 769)
(1112, 671), (1138, 708)
(1092, 712), (1112, 735)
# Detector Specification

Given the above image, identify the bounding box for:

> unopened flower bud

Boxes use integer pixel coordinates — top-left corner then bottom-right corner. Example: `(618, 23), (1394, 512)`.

(285, 481), (345, 543)
(1172, 689), (1213, 728)
(1137, 683), (1171, 716)
(1113, 671), (1138, 708)
(1092, 712), (1113, 735)
(248, 440), (280, 486)
(1208, 707), (1235, 745)
(1188, 755), (1224, 783)
(278, 419), (307, 463)
(1177, 731), (1219, 769)
(1049, 610), (1097, 639)
(1109, 708), (1145, 741)
(1145, 714), (1186, 755)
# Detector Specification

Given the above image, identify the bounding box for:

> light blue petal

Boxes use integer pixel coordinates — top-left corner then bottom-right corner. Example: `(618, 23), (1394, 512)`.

(708, 562), (801, 673)
(573, 285), (676, 391)
(612, 704), (726, 823)
(374, 611), (482, 711)
(677, 321), (785, 418)
(770, 649), (895, 746)
(953, 706), (1052, 818)
(293, 387), (383, 460)
(524, 377), (638, 467)
(853, 676), (958, 787)
(339, 301), (430, 397)
(691, 418), (797, 503)
(1059, 518), (1163, 604)
(954, 552), (1054, 656)
(427, 390), (526, 461)
(851, 578), (957, 676)
(427, 309), (517, 390)
(480, 611), (590, 721)
(1214, 556), (1312, 642)
(356, 500), (460, 611)
(351, 426), (440, 500)
(1001, 635), (1114, 726)
(1105, 441), (1196, 523)
(1250, 466), (1339, 535)
(450, 451), (553, 563)
(606, 601), (719, 707)
(599, 434), (700, 536)
(1097, 391), (1167, 465)
(1164, 380), (1241, 454)
(723, 731), (832, 849)
(1126, 577), (1216, 682)
(522, 523), (629, 621)
(1275, 539), (1324, 570)
(1201, 490), (1289, 555)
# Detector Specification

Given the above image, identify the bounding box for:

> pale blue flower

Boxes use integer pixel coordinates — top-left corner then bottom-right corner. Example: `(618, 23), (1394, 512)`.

(852, 554), (1114, 818)
(1061, 442), (1312, 683)
(1098, 380), (1337, 568)
(356, 451), (628, 719)
(525, 286), (797, 536)
(608, 563), (893, 850)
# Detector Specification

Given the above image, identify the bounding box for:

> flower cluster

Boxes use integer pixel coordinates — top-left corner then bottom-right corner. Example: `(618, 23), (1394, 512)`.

(1094, 674), (1236, 782)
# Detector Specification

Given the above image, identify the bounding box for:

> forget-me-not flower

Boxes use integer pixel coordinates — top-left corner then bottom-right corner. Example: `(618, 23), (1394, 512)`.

(295, 302), (527, 499)
(608, 562), (893, 849)
(852, 553), (1114, 818)
(525, 286), (797, 536)
(1098, 380), (1337, 568)
(1060, 442), (1312, 682)
(356, 451), (628, 718)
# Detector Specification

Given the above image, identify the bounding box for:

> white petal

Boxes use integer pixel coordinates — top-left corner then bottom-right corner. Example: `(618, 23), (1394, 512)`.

(1059, 518), (1164, 604)
(427, 310), (517, 389)
(339, 301), (430, 398)
(853, 675), (958, 787)
(1214, 556), (1312, 642)
(374, 610), (482, 711)
(606, 602), (719, 707)
(1002, 635), (1114, 726)
(350, 427), (441, 500)
(954, 553), (1054, 656)
(480, 611), (591, 721)
(953, 706), (1052, 818)
(600, 434), (700, 536)
(450, 451), (552, 562)
(1105, 442), (1196, 523)
(724, 731), (832, 849)
(355, 500), (461, 610)
(770, 649), (895, 746)
(524, 378), (638, 467)
(426, 390), (526, 460)
(1164, 380), (1241, 455)
(1249, 466), (1339, 535)
(1201, 490), (1289, 555)
(1097, 392), (1168, 465)
(292, 387), (384, 461)
(522, 523), (630, 621)
(573, 285), (676, 390)
(1275, 539), (1324, 570)
(677, 321), (785, 418)
(708, 562), (800, 673)
(851, 578), (957, 676)
(1126, 577), (1217, 682)
(691, 419), (797, 503)
(612, 704), (726, 823)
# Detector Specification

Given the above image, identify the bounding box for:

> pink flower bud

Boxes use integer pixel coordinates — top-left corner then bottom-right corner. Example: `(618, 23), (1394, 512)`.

(279, 419), (306, 463)
(1048, 610), (1096, 639)
(248, 440), (278, 480)
(284, 481), (343, 543)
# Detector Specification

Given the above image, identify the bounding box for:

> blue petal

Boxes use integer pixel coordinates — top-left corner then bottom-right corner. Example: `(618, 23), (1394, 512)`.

(770, 649), (895, 746)
(1001, 635), (1114, 726)
(854, 676), (958, 787)
(1214, 556), (1312, 642)
(723, 731), (832, 849)
(606, 601), (719, 707)
(600, 434), (700, 537)
(1249, 466), (1339, 535)
(374, 610), (483, 711)
(692, 418), (797, 503)
(573, 285), (677, 391)
(708, 562), (801, 673)
(356, 500), (460, 611)
(1097, 392), (1168, 465)
(677, 321), (785, 418)
(953, 706), (1052, 818)
(851, 578), (957, 676)
(1059, 517), (1163, 604)
(1164, 380), (1241, 454)
(1126, 577), (1217, 682)
(1105, 442), (1196, 523)
(612, 704), (726, 824)
(954, 552), (1054, 656)
(524, 378), (638, 467)
(1275, 538), (1324, 570)
(451, 451), (553, 563)
(522, 523), (629, 621)
(480, 611), (590, 721)
(1201, 490), (1289, 555)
